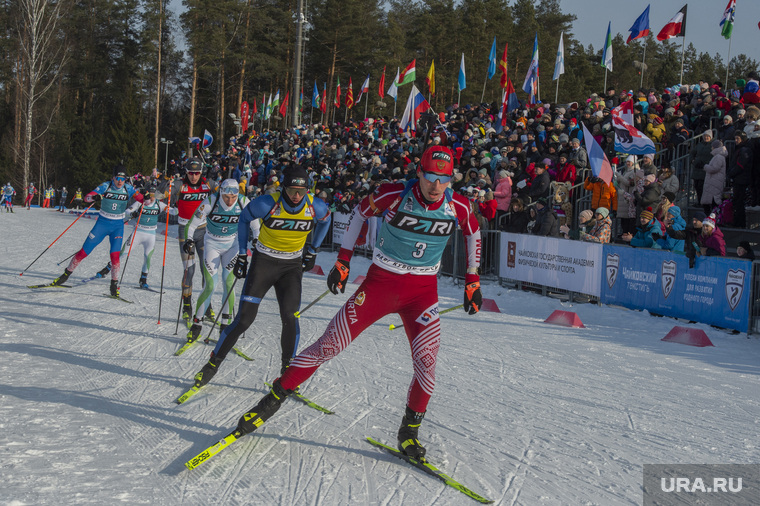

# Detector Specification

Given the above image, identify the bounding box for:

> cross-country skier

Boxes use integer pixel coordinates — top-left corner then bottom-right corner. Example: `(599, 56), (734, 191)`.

(122, 183), (168, 289)
(3, 182), (15, 212)
(231, 146), (482, 461)
(24, 183), (36, 209)
(49, 166), (144, 296)
(170, 157), (218, 324)
(190, 165), (331, 390)
(58, 187), (68, 212)
(183, 178), (256, 342)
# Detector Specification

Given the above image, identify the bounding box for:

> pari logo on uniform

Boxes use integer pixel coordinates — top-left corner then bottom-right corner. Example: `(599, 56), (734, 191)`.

(415, 303), (440, 326)
(606, 253), (620, 289)
(725, 269), (746, 311)
(661, 261), (676, 299)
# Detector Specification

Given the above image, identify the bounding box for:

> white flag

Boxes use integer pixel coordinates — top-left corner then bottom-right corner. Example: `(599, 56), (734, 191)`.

(553, 32), (565, 80)
(387, 68), (399, 101)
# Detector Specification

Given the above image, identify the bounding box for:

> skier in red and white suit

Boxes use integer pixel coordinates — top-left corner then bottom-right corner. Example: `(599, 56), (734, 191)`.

(234, 145), (483, 461)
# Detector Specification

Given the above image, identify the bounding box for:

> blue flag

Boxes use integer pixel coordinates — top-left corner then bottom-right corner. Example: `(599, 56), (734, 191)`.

(312, 81), (320, 108)
(487, 37), (497, 80)
(458, 53), (466, 92)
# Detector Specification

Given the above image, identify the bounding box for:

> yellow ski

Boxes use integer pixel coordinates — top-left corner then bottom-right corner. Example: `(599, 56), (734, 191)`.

(185, 430), (243, 470)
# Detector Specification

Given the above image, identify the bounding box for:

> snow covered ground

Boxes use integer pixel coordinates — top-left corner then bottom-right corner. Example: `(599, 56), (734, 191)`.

(2, 208), (759, 505)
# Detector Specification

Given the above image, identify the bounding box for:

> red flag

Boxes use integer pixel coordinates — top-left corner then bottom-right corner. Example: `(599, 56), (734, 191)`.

(346, 78), (354, 109)
(499, 43), (508, 88)
(334, 77), (341, 108)
(252, 98), (258, 114)
(240, 101), (249, 131)
(278, 90), (290, 117)
(378, 66), (386, 98)
(320, 84), (327, 114)
(656, 5), (687, 41)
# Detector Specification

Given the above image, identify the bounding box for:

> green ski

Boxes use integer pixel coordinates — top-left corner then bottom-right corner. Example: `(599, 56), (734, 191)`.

(185, 429), (244, 470)
(265, 382), (334, 414)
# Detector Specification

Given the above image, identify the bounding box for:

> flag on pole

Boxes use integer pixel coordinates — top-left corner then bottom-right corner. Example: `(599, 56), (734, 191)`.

(657, 5), (687, 41)
(334, 77), (340, 108)
(202, 129), (213, 149)
(378, 67), (386, 99)
(271, 90), (281, 117)
(252, 97), (258, 115)
(499, 42), (508, 88)
(312, 81), (320, 108)
(388, 68), (399, 100)
(398, 59), (416, 86)
(241, 101), (249, 131)
(426, 60), (435, 96)
(358, 74), (370, 103)
(582, 123), (614, 184)
(299, 87), (303, 112)
(611, 101), (656, 155)
(553, 32), (565, 80)
(487, 37), (497, 79)
(505, 79), (519, 113)
(265, 94), (272, 120)
(320, 83), (327, 114)
(398, 85), (430, 134)
(278, 90), (290, 117)
(627, 5), (651, 43)
(602, 22), (614, 71)
(458, 53), (466, 92)
(522, 33), (539, 100)
(720, 0), (736, 39)
(346, 78), (354, 109)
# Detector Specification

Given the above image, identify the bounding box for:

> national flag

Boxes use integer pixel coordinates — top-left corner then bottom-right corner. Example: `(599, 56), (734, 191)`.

(299, 86), (303, 112)
(398, 59), (416, 86)
(627, 5), (650, 44)
(499, 42), (508, 88)
(358, 74), (370, 103)
(202, 129), (213, 149)
(505, 78), (519, 113)
(426, 60), (435, 96)
(346, 78), (354, 109)
(278, 90), (290, 117)
(720, 0), (736, 40)
(241, 101), (249, 132)
(611, 100), (656, 155)
(487, 37), (497, 80)
(553, 32), (565, 81)
(657, 5), (687, 41)
(458, 53), (466, 92)
(398, 84), (430, 133)
(312, 81), (320, 108)
(601, 22), (614, 71)
(334, 77), (340, 108)
(271, 90), (281, 118)
(320, 83), (327, 114)
(252, 98), (258, 115)
(265, 94), (272, 120)
(582, 123), (614, 184)
(522, 33), (539, 100)
(188, 136), (201, 146)
(378, 67), (386, 98)
(388, 68), (399, 101)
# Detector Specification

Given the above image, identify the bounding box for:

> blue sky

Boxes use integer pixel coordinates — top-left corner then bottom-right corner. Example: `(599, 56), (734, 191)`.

(559, 0), (759, 62)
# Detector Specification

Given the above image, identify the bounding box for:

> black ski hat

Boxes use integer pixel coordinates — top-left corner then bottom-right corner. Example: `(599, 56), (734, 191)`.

(282, 165), (309, 188)
(113, 164), (128, 178)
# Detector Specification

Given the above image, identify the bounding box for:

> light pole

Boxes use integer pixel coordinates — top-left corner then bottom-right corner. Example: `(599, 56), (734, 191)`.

(160, 138), (174, 175)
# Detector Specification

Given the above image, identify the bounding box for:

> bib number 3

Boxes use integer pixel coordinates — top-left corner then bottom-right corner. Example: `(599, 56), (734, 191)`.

(412, 241), (427, 258)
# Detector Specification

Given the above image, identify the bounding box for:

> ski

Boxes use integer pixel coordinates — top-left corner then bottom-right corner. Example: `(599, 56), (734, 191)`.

(266, 382), (334, 414)
(176, 385), (203, 404)
(185, 429), (245, 470)
(366, 437), (493, 504)
(206, 338), (254, 362)
(135, 286), (164, 294)
(80, 274), (106, 284)
(28, 283), (72, 289)
(174, 338), (201, 356)
(105, 294), (133, 303)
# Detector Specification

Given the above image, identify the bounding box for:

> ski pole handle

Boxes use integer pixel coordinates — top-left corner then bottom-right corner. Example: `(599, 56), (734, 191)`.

(389, 304), (464, 330)
(295, 289), (331, 318)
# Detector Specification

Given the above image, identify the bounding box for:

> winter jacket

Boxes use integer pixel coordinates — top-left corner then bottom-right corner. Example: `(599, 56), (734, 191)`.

(646, 122), (666, 143)
(690, 140), (714, 180)
(554, 162), (577, 187)
(502, 209), (530, 233)
(584, 177), (618, 213)
(630, 218), (663, 248)
(493, 177), (512, 212)
(614, 166), (641, 219)
(701, 145), (727, 206)
(727, 143), (754, 185)
(655, 206), (686, 252)
(533, 206), (560, 237)
(635, 182), (661, 218)
(659, 173), (680, 195)
(698, 227), (726, 256)
(528, 170), (551, 201)
(580, 215), (612, 243)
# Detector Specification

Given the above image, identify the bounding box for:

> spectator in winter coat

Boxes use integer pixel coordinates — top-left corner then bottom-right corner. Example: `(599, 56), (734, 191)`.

(559, 208), (594, 240)
(639, 154), (658, 177)
(583, 175), (618, 214)
(634, 174), (661, 219)
(502, 197), (530, 233)
(615, 157), (642, 236)
(701, 140), (728, 215)
(568, 138), (589, 175)
(579, 208), (612, 243)
(697, 214), (726, 256)
(532, 198), (560, 237)
(493, 170), (513, 222)
(690, 130), (714, 203)
(477, 190), (498, 228)
(718, 115), (736, 143)
(654, 205), (687, 253)
(727, 131), (753, 227)
(621, 207), (663, 248)
(655, 191), (677, 224)
(658, 166), (680, 196)
(645, 116), (666, 144)
(527, 163), (551, 203)
(554, 153), (577, 188)
(737, 241), (755, 260)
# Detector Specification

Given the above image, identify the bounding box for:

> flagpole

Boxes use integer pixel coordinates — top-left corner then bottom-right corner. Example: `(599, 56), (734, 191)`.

(640, 42), (647, 89)
(725, 32), (733, 88)
(603, 67), (608, 94)
(555, 77), (559, 104)
(480, 75), (487, 104)
(364, 93), (368, 120)
(680, 37), (686, 85)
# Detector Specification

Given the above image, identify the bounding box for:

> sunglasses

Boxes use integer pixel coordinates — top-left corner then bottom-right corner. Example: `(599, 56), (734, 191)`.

(421, 172), (452, 184)
(114, 176), (126, 182)
(220, 186), (239, 195)
(285, 187), (308, 198)
(186, 170), (202, 176)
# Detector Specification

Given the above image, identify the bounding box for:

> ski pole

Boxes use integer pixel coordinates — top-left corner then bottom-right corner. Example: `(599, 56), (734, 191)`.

(56, 251), (77, 266)
(388, 304), (464, 331)
(117, 205), (144, 290)
(203, 278), (238, 343)
(158, 181), (173, 324)
(19, 201), (96, 276)
(294, 289), (331, 318)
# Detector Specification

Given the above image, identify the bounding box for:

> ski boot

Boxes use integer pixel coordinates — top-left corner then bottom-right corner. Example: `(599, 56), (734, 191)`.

(280, 358), (292, 376)
(52, 269), (72, 286)
(186, 318), (203, 343)
(96, 264), (111, 278)
(397, 406), (427, 461)
(203, 305), (216, 322)
(139, 272), (149, 290)
(236, 379), (293, 435)
(194, 353), (223, 388)
(182, 295), (193, 326)
(110, 280), (119, 297)
(219, 313), (232, 336)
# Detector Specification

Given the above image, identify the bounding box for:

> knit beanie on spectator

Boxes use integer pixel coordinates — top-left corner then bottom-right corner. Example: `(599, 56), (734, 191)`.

(711, 139), (723, 149)
(653, 116), (664, 125)
(579, 209), (593, 222)
(498, 170), (509, 179)
(641, 207), (654, 221)
(595, 207), (609, 219)
(703, 214), (716, 229)
(645, 174), (656, 183)
(693, 211), (706, 222)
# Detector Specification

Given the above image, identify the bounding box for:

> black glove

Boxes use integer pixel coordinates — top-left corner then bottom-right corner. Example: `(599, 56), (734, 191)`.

(182, 239), (195, 256)
(463, 281), (483, 315)
(91, 194), (102, 202)
(131, 210), (139, 219)
(233, 254), (248, 279)
(302, 246), (317, 272)
(327, 259), (350, 294)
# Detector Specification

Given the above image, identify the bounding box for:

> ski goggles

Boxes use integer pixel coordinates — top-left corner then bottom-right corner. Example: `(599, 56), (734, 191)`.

(285, 186), (308, 198)
(114, 176), (126, 182)
(421, 172), (452, 184)
(220, 186), (239, 195)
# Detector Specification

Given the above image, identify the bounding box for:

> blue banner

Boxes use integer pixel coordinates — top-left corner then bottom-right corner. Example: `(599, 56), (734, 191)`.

(601, 245), (750, 332)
